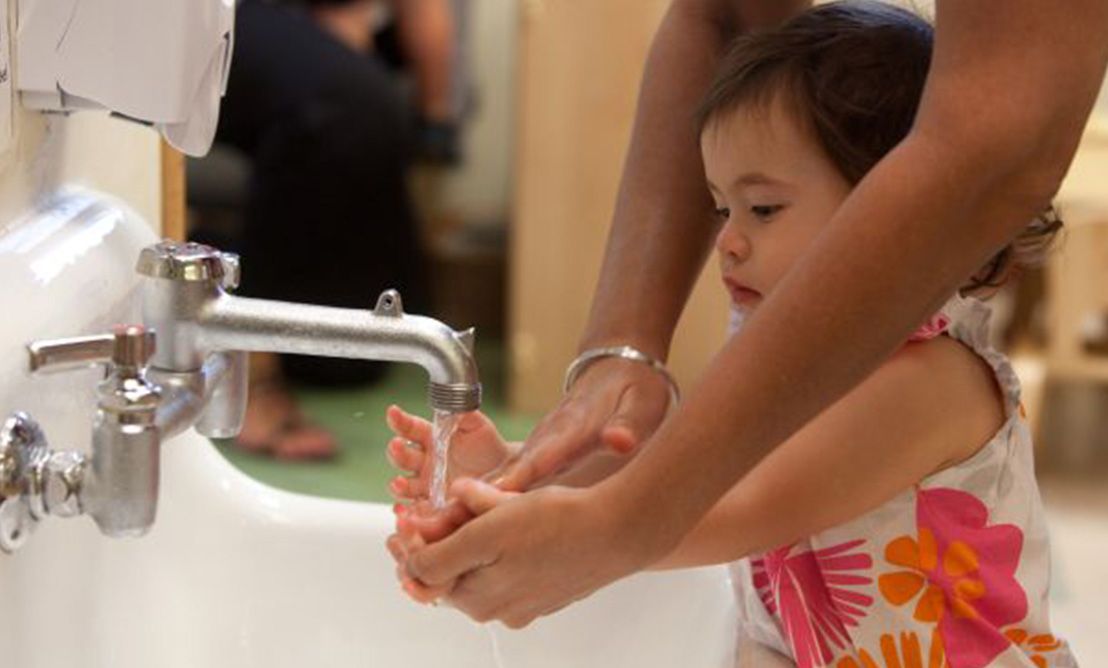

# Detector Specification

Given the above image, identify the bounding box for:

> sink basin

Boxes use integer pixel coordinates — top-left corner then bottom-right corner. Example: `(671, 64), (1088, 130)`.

(0, 189), (737, 667)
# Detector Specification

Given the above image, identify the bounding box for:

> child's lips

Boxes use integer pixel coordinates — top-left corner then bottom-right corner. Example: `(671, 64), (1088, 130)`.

(723, 278), (762, 307)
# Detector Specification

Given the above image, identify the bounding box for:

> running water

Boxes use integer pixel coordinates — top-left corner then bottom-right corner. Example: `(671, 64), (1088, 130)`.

(430, 410), (507, 667)
(430, 409), (461, 509)
(487, 625), (507, 667)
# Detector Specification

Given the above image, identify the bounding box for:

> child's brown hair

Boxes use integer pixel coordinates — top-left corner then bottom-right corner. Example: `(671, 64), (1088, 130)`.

(697, 0), (1061, 292)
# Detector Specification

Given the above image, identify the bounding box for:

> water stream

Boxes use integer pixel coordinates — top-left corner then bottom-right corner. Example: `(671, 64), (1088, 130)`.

(430, 410), (507, 667)
(430, 409), (461, 509)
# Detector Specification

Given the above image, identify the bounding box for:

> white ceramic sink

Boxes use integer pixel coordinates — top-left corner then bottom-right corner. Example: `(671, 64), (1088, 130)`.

(0, 190), (737, 668)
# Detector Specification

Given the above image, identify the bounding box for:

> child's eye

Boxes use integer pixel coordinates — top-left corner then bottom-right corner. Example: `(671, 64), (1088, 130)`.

(713, 206), (731, 221)
(750, 204), (783, 220)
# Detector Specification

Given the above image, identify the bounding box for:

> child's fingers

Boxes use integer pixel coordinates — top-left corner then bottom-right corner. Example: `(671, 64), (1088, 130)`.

(386, 436), (427, 473)
(410, 499), (436, 517)
(385, 405), (434, 444)
(386, 533), (407, 562)
(454, 410), (497, 437)
(401, 569), (451, 604)
(389, 473), (430, 502)
(388, 476), (415, 501)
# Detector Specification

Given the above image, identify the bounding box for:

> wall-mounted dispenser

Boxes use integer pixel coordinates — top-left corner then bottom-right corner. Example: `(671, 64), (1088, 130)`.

(15, 0), (234, 156)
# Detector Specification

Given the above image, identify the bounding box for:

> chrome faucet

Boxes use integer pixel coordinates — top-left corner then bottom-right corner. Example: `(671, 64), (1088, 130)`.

(136, 241), (481, 413)
(1, 325), (164, 549)
(0, 240), (481, 553)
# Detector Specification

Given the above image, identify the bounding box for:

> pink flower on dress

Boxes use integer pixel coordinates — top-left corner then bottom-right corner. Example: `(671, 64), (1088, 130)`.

(878, 488), (1027, 668)
(753, 540), (875, 668)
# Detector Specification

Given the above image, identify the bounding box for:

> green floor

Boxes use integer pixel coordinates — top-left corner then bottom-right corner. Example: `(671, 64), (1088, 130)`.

(214, 343), (537, 503)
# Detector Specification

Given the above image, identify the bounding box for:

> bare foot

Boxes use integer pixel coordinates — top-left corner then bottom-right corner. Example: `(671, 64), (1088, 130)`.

(236, 382), (338, 460)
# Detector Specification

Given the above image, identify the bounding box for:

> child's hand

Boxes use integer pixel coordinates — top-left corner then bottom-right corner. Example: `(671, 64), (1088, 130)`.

(388, 504), (452, 604)
(385, 405), (514, 508)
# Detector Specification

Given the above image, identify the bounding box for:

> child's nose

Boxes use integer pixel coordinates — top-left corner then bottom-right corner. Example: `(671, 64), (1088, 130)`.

(715, 223), (750, 263)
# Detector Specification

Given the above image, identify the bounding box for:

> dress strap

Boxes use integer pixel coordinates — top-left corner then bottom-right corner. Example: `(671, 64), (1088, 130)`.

(941, 293), (1024, 416)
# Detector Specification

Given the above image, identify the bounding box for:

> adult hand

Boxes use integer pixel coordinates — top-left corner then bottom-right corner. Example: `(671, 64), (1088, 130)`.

(405, 478), (665, 628)
(492, 357), (672, 491)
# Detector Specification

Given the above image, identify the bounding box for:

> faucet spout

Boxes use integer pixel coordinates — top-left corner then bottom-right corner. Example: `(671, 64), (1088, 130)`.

(137, 241), (482, 414)
(198, 291), (481, 411)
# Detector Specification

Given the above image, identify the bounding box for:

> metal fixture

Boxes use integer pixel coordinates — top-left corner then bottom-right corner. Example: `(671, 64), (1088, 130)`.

(0, 240), (480, 553)
(136, 240), (481, 412)
(1, 325), (167, 551)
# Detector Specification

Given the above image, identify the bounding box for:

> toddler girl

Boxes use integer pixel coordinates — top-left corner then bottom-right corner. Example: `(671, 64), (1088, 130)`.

(387, 3), (1073, 666)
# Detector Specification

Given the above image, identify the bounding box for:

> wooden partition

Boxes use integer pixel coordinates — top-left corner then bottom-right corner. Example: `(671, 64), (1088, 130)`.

(161, 140), (187, 241)
(508, 0), (729, 413)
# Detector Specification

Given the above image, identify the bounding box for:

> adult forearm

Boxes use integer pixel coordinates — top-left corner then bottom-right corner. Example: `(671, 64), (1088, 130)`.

(578, 3), (734, 360)
(395, 0), (455, 120)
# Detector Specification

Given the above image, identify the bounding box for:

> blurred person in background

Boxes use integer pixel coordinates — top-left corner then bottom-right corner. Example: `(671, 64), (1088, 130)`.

(207, 0), (462, 459)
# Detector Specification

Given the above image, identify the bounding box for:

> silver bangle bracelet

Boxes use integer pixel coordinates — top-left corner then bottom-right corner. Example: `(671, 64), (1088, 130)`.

(563, 345), (680, 407)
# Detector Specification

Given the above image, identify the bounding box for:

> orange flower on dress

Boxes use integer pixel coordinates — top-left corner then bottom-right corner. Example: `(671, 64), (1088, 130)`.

(879, 529), (985, 623)
(876, 488), (1027, 668)
(835, 632), (949, 668)
(1004, 628), (1062, 668)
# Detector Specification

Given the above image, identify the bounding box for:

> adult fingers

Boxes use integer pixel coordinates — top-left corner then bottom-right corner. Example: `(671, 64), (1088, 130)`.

(407, 499), (473, 543)
(397, 561), (447, 604)
(451, 478), (517, 516)
(599, 381), (670, 455)
(406, 518), (501, 588)
(385, 405), (434, 445)
(444, 568), (503, 623)
(493, 407), (595, 491)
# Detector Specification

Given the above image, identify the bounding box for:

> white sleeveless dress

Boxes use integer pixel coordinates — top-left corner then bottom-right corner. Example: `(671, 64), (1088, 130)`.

(729, 295), (1078, 668)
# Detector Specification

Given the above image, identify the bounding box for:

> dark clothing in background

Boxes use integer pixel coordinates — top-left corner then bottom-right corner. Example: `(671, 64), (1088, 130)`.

(216, 0), (428, 385)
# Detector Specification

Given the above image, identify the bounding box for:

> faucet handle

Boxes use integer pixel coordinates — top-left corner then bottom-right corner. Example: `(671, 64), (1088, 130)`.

(137, 240), (227, 283)
(219, 252), (240, 291)
(109, 325), (156, 371)
(27, 333), (114, 373)
(28, 325), (155, 374)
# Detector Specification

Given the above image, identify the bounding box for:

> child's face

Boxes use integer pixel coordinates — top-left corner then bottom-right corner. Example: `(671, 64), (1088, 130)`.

(701, 97), (852, 316)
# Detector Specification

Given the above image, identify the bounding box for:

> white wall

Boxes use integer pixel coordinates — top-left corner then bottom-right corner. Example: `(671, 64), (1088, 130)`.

(436, 0), (518, 227)
(0, 106), (162, 235)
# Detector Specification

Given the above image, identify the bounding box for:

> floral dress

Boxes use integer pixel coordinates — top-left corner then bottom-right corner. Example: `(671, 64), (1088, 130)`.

(730, 295), (1078, 668)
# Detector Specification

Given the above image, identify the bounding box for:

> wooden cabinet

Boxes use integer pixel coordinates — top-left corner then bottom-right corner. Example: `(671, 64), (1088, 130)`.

(508, 0), (728, 413)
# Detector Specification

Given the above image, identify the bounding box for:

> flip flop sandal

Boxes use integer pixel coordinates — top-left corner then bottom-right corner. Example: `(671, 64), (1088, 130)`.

(235, 382), (338, 460)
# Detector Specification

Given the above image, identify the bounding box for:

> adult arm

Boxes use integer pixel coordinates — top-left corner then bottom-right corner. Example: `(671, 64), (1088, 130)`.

(409, 0), (1108, 627)
(391, 0), (456, 121)
(653, 338), (1002, 569)
(496, 0), (810, 490)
